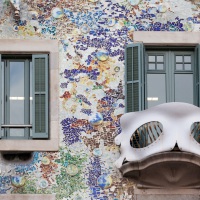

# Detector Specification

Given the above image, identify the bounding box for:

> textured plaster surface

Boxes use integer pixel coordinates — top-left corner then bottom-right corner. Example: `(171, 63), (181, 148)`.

(0, 0), (199, 199)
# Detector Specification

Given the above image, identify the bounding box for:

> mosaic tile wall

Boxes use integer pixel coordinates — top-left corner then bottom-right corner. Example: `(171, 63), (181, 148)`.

(0, 0), (199, 199)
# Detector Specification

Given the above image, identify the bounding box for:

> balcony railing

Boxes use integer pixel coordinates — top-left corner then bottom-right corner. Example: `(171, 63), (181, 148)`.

(130, 121), (163, 148)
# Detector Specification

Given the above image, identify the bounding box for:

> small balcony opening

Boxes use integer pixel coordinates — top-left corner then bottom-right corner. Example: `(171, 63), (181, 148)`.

(130, 121), (163, 148)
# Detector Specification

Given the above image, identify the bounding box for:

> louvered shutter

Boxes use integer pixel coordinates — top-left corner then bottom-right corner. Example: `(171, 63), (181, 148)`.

(195, 44), (200, 106)
(0, 54), (2, 138)
(32, 54), (48, 138)
(125, 43), (144, 112)
(194, 44), (200, 106)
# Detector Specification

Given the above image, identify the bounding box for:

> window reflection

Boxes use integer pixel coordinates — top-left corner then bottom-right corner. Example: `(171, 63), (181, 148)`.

(9, 62), (25, 125)
(175, 74), (193, 104)
(1, 62), (4, 137)
(147, 74), (166, 108)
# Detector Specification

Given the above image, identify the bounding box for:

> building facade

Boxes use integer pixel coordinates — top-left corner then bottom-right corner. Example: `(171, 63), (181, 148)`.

(0, 0), (199, 199)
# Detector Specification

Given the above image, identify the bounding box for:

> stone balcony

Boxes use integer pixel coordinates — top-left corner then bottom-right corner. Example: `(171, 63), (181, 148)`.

(115, 102), (200, 188)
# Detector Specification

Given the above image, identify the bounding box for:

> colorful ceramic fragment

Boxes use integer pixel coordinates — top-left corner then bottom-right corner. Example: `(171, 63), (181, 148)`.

(39, 179), (49, 188)
(28, 10), (38, 20)
(96, 50), (109, 61)
(127, 0), (141, 6)
(51, 7), (64, 19)
(41, 157), (50, 165)
(13, 24), (18, 32)
(88, 0), (98, 2)
(114, 66), (120, 72)
(11, 176), (26, 188)
(97, 174), (112, 189)
(158, 4), (168, 13)
(66, 164), (79, 176)
(89, 112), (103, 126)
(80, 24), (90, 34)
(184, 21), (194, 31)
(74, 196), (83, 200)
(107, 18), (116, 27)
(147, 7), (157, 14)
(93, 148), (102, 156)
(63, 40), (68, 46)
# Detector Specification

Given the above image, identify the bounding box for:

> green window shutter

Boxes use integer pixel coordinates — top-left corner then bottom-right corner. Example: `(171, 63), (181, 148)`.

(195, 44), (200, 107)
(32, 54), (49, 138)
(0, 54), (2, 138)
(125, 43), (144, 112)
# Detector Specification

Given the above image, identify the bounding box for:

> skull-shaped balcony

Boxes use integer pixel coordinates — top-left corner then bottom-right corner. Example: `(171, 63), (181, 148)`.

(115, 102), (200, 188)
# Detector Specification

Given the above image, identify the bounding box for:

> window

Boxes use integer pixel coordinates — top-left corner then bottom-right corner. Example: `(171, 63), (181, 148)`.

(125, 43), (200, 112)
(0, 40), (59, 151)
(146, 50), (194, 108)
(1, 54), (48, 139)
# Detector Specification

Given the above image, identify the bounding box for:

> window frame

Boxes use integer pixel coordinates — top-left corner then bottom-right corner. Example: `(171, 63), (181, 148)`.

(125, 31), (200, 113)
(0, 40), (59, 151)
(2, 57), (32, 139)
(145, 49), (195, 108)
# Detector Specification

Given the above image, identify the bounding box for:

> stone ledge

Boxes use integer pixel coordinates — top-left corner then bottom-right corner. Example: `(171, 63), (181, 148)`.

(0, 194), (56, 200)
(134, 31), (200, 45)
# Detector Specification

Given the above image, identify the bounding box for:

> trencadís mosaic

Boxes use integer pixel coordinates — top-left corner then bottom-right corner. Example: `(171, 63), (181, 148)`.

(0, 0), (199, 199)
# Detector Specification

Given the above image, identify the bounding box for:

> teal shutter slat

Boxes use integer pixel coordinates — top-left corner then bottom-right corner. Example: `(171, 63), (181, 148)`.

(0, 54), (2, 138)
(127, 84), (133, 112)
(195, 44), (200, 106)
(133, 82), (139, 110)
(32, 54), (48, 139)
(125, 43), (144, 112)
(197, 44), (200, 107)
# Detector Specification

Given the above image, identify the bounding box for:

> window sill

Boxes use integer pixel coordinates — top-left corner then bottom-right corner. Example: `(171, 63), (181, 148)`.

(0, 138), (59, 151)
(0, 120), (59, 151)
(0, 194), (56, 200)
(134, 31), (200, 45)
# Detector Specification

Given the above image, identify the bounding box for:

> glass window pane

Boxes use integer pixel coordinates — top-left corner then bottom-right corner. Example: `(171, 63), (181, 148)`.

(148, 56), (155, 62)
(157, 56), (163, 62)
(10, 62), (24, 124)
(176, 56), (183, 62)
(175, 74), (193, 104)
(1, 62), (4, 124)
(10, 129), (24, 137)
(30, 128), (32, 137)
(176, 64), (183, 70)
(1, 130), (5, 137)
(1, 62), (4, 137)
(196, 60), (199, 82)
(147, 74), (166, 108)
(157, 63), (164, 70)
(148, 63), (156, 70)
(184, 56), (191, 63)
(184, 63), (192, 70)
